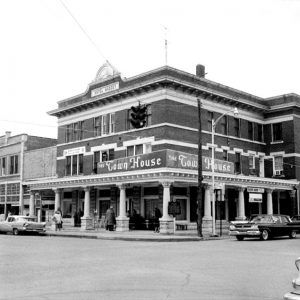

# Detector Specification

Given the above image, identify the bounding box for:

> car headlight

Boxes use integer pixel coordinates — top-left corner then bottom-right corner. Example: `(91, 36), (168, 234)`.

(229, 225), (236, 230)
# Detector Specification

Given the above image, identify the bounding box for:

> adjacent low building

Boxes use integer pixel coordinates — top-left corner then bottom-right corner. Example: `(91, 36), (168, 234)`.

(0, 132), (56, 218)
(24, 62), (300, 234)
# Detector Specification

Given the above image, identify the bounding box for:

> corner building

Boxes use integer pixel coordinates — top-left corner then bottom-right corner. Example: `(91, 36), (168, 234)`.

(27, 63), (300, 234)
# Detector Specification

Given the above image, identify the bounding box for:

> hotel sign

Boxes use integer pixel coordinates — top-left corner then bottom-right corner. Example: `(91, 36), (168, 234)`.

(63, 147), (85, 156)
(97, 150), (234, 174)
(91, 82), (119, 97)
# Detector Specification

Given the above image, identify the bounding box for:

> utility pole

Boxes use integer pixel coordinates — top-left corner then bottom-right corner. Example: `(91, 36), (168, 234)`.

(197, 98), (203, 237)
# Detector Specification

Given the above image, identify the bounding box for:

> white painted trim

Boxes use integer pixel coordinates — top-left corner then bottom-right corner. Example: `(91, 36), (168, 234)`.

(91, 143), (117, 152)
(233, 148), (243, 153)
(123, 137), (155, 147)
(270, 151), (285, 156)
(270, 141), (284, 145)
(153, 139), (198, 149)
(264, 116), (293, 124)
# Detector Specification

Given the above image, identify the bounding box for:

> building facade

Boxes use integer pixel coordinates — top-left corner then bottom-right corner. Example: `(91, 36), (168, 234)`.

(0, 132), (56, 218)
(26, 62), (300, 234)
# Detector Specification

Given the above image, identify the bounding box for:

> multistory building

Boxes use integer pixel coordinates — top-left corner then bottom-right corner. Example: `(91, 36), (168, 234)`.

(25, 62), (300, 233)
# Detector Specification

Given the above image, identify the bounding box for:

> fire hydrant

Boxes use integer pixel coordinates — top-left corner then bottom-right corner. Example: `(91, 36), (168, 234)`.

(284, 257), (300, 300)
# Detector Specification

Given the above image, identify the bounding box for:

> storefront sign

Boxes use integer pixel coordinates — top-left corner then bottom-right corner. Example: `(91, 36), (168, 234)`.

(97, 149), (234, 174)
(63, 147), (85, 156)
(249, 193), (263, 203)
(247, 187), (264, 193)
(91, 82), (119, 97)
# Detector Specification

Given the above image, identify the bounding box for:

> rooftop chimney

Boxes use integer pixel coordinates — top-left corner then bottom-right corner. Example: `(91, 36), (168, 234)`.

(5, 131), (11, 145)
(196, 64), (205, 78)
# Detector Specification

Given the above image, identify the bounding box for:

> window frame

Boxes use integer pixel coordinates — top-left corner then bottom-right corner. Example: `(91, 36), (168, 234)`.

(272, 123), (283, 142)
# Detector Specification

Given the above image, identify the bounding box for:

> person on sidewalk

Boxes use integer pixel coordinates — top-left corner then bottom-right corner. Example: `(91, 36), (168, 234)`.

(154, 207), (162, 233)
(105, 206), (116, 231)
(52, 210), (63, 231)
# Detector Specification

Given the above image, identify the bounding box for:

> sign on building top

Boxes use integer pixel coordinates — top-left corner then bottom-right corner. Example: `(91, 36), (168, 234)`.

(97, 149), (234, 174)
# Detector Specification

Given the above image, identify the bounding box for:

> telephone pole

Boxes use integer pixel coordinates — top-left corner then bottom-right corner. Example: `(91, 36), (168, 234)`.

(197, 98), (203, 237)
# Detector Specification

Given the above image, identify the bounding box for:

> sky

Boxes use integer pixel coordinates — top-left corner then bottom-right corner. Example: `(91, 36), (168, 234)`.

(1, 0), (300, 139)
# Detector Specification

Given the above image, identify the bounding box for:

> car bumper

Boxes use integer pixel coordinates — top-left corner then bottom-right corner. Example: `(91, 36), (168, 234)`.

(229, 230), (261, 236)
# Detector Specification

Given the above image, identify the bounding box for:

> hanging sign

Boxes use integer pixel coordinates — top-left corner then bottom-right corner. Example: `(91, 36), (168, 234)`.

(249, 193), (263, 203)
(247, 187), (264, 193)
(91, 82), (119, 97)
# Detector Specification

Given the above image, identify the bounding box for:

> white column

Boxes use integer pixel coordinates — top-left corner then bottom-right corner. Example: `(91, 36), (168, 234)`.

(116, 184), (129, 232)
(186, 187), (190, 223)
(118, 184), (126, 218)
(29, 191), (35, 216)
(203, 184), (212, 220)
(83, 187), (90, 217)
(237, 187), (246, 220)
(53, 188), (61, 211)
(267, 189), (273, 214)
(140, 186), (145, 217)
(161, 181), (172, 220)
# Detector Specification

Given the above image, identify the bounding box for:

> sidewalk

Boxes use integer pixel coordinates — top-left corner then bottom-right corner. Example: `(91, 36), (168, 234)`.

(44, 226), (229, 242)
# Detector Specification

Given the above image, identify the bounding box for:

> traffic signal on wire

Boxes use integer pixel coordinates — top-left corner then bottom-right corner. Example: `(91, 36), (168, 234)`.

(130, 102), (147, 128)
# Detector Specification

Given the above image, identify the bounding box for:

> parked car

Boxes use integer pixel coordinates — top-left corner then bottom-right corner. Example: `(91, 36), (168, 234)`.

(0, 215), (46, 235)
(229, 214), (300, 241)
(292, 215), (300, 221)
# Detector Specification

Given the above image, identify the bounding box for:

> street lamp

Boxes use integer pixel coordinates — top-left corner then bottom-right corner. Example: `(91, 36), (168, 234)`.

(211, 107), (238, 236)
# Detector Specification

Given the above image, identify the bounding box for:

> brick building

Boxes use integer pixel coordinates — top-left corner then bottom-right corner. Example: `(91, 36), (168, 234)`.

(26, 62), (300, 233)
(0, 132), (56, 218)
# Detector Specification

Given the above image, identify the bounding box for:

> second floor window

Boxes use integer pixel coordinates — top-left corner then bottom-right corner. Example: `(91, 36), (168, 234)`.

(9, 155), (18, 174)
(222, 149), (228, 161)
(233, 118), (240, 137)
(93, 149), (115, 174)
(249, 155), (255, 169)
(66, 154), (83, 176)
(0, 157), (6, 176)
(126, 144), (151, 157)
(65, 121), (84, 142)
(235, 153), (241, 174)
(220, 116), (227, 135)
(274, 156), (283, 175)
(248, 122), (253, 140)
(272, 123), (283, 142)
(94, 116), (101, 136)
(257, 124), (263, 142)
(207, 111), (213, 132)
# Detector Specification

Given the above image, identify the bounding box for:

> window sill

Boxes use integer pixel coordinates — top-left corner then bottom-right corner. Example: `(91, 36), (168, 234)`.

(270, 141), (284, 145)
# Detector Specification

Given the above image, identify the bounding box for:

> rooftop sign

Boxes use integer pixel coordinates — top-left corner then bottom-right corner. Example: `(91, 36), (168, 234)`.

(91, 82), (119, 97)
(97, 150), (234, 174)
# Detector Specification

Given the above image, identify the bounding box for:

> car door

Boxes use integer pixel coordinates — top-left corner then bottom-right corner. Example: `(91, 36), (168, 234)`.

(0, 217), (14, 233)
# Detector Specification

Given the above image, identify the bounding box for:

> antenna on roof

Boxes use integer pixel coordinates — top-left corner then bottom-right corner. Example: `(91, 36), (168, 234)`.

(163, 25), (168, 66)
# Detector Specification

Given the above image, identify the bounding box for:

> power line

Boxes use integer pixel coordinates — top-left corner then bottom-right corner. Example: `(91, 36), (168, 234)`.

(58, 0), (108, 62)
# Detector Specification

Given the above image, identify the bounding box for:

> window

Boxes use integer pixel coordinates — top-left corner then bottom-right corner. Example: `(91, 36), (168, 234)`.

(235, 153), (241, 174)
(249, 155), (255, 169)
(78, 121), (84, 140)
(248, 122), (253, 140)
(126, 144), (144, 156)
(274, 155), (283, 175)
(94, 116), (101, 136)
(207, 111), (213, 132)
(233, 118), (240, 137)
(9, 155), (18, 174)
(146, 105), (152, 127)
(0, 157), (6, 176)
(66, 154), (84, 176)
(109, 113), (115, 133)
(222, 150), (228, 161)
(220, 116), (227, 135)
(65, 125), (72, 143)
(257, 124), (263, 142)
(93, 149), (115, 174)
(102, 114), (108, 135)
(272, 123), (283, 142)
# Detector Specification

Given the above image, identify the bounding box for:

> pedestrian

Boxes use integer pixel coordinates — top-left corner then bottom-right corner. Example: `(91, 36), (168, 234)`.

(105, 206), (116, 231)
(154, 207), (162, 233)
(52, 210), (63, 231)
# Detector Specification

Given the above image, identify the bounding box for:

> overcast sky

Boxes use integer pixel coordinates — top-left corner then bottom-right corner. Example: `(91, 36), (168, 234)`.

(1, 0), (300, 138)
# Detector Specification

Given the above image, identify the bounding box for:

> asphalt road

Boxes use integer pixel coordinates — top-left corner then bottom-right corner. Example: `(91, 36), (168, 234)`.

(0, 234), (299, 300)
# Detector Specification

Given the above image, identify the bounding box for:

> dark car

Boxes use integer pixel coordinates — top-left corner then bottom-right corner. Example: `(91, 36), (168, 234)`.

(229, 214), (300, 241)
(292, 215), (300, 221)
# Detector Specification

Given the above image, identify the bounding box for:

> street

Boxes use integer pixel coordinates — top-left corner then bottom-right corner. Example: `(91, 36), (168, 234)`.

(0, 234), (299, 300)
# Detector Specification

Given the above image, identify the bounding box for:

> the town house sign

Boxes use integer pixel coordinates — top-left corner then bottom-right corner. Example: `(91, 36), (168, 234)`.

(97, 150), (234, 174)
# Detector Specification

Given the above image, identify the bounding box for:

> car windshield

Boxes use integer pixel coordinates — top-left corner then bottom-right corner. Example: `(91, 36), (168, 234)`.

(17, 217), (36, 222)
(250, 215), (272, 223)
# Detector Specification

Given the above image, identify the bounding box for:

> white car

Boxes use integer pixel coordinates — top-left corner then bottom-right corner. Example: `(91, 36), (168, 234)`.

(0, 215), (46, 235)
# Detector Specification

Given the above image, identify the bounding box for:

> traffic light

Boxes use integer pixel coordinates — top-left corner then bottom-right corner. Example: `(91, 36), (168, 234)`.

(130, 102), (147, 128)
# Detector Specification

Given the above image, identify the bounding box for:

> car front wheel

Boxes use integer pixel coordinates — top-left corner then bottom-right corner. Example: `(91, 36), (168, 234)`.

(261, 230), (269, 241)
(13, 228), (19, 236)
(289, 230), (297, 239)
(236, 236), (244, 241)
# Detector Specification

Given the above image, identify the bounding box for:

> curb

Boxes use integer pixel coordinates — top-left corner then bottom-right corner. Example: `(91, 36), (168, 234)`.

(43, 231), (225, 242)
